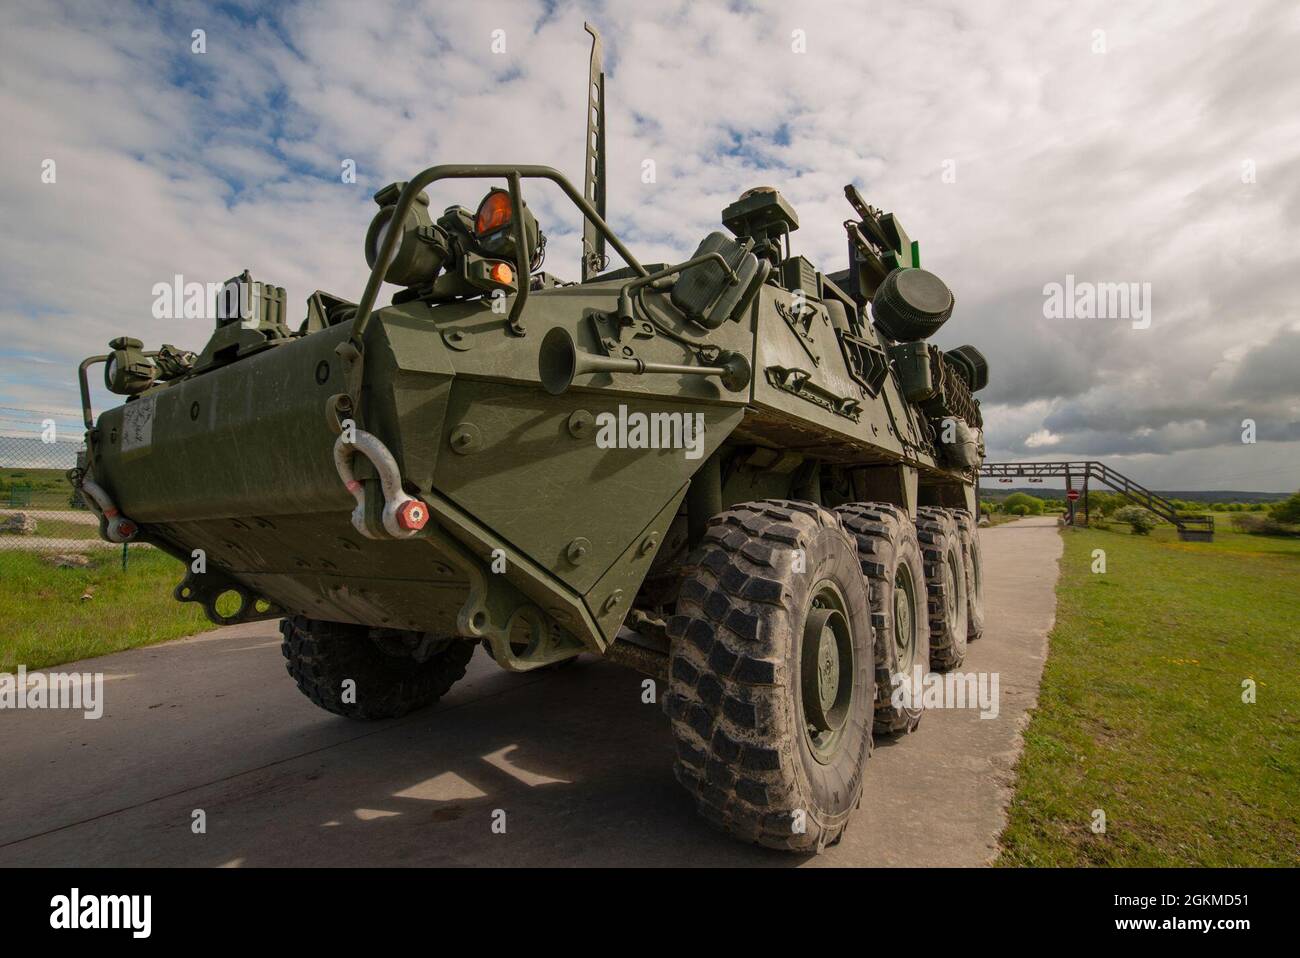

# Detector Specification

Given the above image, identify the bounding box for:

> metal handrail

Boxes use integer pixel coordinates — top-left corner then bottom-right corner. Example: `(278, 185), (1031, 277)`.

(980, 460), (1215, 531)
(348, 163), (648, 351)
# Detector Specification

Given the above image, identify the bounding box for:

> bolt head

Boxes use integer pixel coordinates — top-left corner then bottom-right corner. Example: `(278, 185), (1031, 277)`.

(565, 536), (592, 564)
(396, 500), (429, 531)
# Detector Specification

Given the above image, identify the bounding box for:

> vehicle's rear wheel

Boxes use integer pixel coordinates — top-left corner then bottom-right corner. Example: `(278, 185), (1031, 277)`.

(835, 503), (929, 734)
(915, 507), (969, 671)
(280, 616), (475, 719)
(953, 509), (985, 641)
(666, 500), (874, 852)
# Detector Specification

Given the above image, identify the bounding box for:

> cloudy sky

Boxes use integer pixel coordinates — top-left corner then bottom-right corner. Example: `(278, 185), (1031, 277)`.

(2, 0), (1298, 490)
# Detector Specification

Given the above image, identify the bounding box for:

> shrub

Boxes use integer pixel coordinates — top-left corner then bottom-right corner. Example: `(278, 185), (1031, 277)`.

(979, 502), (992, 516)
(1090, 492), (1121, 516)
(1270, 490), (1300, 525)
(1086, 493), (1128, 514)
(1229, 513), (1257, 533)
(1010, 504), (1030, 516)
(1232, 512), (1300, 538)
(1264, 519), (1300, 537)
(1114, 505), (1157, 535)
(1002, 492), (1045, 516)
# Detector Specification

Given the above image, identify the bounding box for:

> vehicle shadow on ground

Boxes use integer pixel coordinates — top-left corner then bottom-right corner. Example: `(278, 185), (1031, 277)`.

(129, 660), (810, 868)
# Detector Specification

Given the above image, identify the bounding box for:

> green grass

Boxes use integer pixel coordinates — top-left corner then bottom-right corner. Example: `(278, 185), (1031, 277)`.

(998, 525), (1300, 866)
(0, 466), (78, 510)
(0, 549), (216, 671)
(1, 517), (100, 539)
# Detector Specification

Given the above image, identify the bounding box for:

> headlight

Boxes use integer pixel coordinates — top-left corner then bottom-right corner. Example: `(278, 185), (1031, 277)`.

(475, 189), (513, 235)
(104, 337), (156, 395)
(365, 183), (446, 288)
(372, 215), (395, 262)
(473, 188), (539, 262)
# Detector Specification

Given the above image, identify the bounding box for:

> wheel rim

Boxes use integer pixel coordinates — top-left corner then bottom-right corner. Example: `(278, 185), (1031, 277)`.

(801, 580), (855, 764)
(893, 562), (917, 672)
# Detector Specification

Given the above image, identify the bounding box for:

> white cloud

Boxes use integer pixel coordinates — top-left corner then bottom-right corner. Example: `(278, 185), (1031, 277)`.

(1, 0), (1298, 491)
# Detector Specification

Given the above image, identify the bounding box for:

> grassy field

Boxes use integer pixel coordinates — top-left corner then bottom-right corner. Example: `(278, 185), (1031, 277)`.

(32, 518), (100, 539)
(0, 549), (215, 672)
(0, 516), (100, 539)
(999, 523), (1300, 866)
(1, 466), (78, 510)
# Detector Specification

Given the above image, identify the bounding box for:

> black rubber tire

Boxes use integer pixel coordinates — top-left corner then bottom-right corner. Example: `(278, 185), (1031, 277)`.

(953, 510), (985, 641)
(835, 502), (930, 735)
(280, 616), (475, 719)
(915, 507), (969, 671)
(665, 499), (874, 852)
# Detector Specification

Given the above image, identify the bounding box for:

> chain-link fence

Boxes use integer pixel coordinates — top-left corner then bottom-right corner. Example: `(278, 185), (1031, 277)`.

(0, 410), (133, 565)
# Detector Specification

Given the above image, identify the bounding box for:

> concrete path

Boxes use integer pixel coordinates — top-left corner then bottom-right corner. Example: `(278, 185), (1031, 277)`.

(0, 517), (1062, 867)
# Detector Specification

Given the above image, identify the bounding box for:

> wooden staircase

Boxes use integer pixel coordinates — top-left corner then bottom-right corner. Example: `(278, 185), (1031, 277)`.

(979, 460), (1215, 541)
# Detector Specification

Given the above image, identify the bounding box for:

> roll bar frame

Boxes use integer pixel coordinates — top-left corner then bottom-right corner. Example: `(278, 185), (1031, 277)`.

(348, 164), (647, 349)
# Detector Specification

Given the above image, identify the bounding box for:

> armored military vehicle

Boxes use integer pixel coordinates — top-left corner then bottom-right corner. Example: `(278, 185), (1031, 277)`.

(75, 24), (988, 852)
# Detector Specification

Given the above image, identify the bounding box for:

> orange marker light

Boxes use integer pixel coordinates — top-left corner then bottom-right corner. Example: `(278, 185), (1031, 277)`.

(475, 190), (513, 235)
(489, 262), (514, 285)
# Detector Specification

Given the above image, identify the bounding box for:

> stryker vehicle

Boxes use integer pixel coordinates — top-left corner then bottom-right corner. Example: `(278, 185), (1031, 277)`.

(75, 24), (988, 852)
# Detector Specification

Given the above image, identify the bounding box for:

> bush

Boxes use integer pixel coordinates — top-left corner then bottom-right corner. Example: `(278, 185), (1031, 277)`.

(1002, 492), (1045, 516)
(1114, 505), (1158, 535)
(1089, 492), (1121, 516)
(1270, 490), (1300, 525)
(1231, 512), (1300, 538)
(1010, 504), (1030, 516)
(979, 502), (993, 516)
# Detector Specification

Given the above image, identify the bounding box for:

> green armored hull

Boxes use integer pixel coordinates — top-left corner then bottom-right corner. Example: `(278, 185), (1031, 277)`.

(77, 24), (990, 852)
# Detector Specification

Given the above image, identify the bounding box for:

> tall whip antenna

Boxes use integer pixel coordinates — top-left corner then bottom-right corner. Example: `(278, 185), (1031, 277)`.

(581, 22), (607, 281)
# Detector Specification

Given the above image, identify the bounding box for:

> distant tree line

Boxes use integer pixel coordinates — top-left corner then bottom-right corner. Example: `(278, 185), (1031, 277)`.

(979, 488), (1300, 538)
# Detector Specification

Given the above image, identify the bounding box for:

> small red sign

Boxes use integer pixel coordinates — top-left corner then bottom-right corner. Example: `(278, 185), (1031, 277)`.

(1067, 489), (1080, 501)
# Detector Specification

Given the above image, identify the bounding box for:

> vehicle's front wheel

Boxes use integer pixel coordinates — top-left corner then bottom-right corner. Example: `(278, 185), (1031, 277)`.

(666, 500), (875, 852)
(281, 617), (475, 719)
